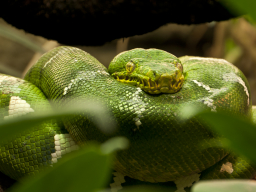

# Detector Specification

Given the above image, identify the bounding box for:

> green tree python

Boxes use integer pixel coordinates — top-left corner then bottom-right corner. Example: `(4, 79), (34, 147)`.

(0, 46), (255, 191)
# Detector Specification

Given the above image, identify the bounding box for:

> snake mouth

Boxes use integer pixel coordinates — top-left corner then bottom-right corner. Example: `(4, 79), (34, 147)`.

(113, 74), (184, 94)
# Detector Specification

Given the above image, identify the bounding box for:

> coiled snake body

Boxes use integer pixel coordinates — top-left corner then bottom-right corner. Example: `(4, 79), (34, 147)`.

(0, 47), (255, 190)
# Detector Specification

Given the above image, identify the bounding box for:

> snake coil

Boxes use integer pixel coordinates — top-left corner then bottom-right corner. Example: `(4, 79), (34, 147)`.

(0, 46), (255, 189)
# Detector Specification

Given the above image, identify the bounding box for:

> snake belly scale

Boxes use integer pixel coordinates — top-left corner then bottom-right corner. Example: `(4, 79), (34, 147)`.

(0, 46), (255, 185)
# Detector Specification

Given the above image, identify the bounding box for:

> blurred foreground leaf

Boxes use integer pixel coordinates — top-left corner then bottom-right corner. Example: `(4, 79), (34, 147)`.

(0, 23), (44, 53)
(9, 144), (113, 192)
(178, 103), (205, 120)
(120, 186), (174, 192)
(224, 37), (242, 64)
(0, 98), (116, 141)
(192, 180), (256, 192)
(101, 136), (129, 154)
(197, 111), (256, 163)
(100, 185), (173, 192)
(222, 0), (256, 20)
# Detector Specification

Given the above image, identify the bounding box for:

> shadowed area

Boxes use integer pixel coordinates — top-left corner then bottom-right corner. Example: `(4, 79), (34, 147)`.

(0, 0), (236, 45)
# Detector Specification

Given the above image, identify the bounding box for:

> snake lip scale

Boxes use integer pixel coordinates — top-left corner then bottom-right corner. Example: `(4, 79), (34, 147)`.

(112, 73), (184, 94)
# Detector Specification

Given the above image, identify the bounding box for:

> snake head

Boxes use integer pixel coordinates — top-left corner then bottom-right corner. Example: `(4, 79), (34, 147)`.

(108, 48), (184, 94)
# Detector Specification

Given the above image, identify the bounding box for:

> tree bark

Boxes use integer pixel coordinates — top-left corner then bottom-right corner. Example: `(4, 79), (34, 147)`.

(0, 0), (238, 45)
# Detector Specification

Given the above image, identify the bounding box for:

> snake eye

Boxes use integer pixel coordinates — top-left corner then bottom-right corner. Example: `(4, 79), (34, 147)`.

(176, 63), (183, 73)
(126, 61), (135, 73)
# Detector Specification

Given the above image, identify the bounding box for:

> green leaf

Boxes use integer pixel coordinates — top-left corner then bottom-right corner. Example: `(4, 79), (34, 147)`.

(178, 104), (205, 120)
(0, 23), (45, 53)
(192, 180), (256, 192)
(0, 99), (116, 141)
(101, 136), (129, 154)
(221, 0), (256, 21)
(196, 111), (256, 163)
(100, 185), (173, 192)
(224, 37), (243, 64)
(9, 144), (113, 192)
(120, 186), (174, 192)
